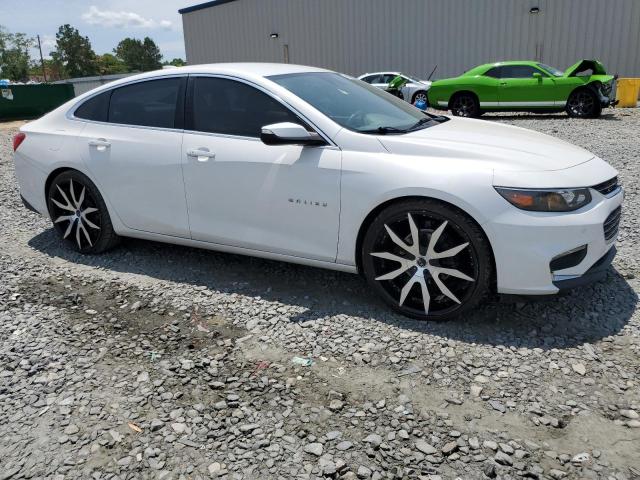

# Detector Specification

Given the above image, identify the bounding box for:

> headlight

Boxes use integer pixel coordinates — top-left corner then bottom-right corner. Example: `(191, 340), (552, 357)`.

(495, 187), (592, 212)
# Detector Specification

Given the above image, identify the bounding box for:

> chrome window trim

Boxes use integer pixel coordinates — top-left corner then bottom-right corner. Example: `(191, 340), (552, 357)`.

(65, 72), (338, 148)
(185, 73), (337, 147)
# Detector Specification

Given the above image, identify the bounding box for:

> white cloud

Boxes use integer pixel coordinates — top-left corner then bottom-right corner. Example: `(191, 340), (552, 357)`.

(82, 5), (173, 30)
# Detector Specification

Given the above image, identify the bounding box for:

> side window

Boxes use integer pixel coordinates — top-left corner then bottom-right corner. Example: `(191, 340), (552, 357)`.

(500, 65), (541, 79)
(361, 75), (377, 84)
(74, 91), (110, 122)
(108, 78), (181, 128)
(381, 74), (396, 83)
(189, 77), (304, 137)
(484, 67), (502, 78)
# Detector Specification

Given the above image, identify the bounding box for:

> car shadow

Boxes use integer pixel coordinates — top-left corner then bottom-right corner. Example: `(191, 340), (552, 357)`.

(28, 228), (637, 350)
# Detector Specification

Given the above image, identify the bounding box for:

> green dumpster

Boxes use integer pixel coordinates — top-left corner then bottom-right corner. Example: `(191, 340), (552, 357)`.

(0, 84), (75, 120)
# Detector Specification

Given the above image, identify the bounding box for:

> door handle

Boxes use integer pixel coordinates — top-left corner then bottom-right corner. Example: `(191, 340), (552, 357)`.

(88, 138), (111, 150)
(187, 148), (216, 162)
(499, 82), (507, 86)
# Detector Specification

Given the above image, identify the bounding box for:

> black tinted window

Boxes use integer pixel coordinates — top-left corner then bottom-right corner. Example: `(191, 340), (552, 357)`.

(500, 65), (541, 78)
(109, 78), (180, 128)
(75, 91), (110, 122)
(484, 67), (502, 78)
(189, 77), (302, 137)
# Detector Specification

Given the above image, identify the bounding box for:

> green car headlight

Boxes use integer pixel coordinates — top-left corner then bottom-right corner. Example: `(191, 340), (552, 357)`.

(495, 187), (592, 212)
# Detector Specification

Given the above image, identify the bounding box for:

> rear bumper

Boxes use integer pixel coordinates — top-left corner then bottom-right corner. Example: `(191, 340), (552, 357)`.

(552, 246), (616, 292)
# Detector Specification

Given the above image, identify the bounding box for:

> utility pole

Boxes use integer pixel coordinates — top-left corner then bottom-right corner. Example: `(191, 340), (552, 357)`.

(37, 35), (47, 82)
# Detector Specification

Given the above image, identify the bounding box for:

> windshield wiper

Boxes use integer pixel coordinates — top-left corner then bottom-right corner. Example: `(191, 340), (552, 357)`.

(407, 117), (433, 131)
(360, 126), (410, 135)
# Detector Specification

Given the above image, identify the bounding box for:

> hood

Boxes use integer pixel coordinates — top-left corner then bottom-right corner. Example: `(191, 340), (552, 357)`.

(564, 59), (607, 77)
(376, 117), (594, 172)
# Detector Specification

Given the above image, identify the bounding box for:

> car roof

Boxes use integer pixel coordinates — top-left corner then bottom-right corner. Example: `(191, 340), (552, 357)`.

(359, 72), (401, 77)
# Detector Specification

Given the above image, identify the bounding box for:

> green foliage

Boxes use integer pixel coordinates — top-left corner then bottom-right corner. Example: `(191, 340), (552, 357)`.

(51, 24), (98, 78)
(163, 58), (186, 67)
(0, 25), (34, 81)
(96, 53), (128, 75)
(114, 37), (163, 72)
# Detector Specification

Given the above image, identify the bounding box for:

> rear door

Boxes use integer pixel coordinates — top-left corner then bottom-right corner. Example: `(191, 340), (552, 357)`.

(76, 76), (190, 237)
(497, 65), (558, 107)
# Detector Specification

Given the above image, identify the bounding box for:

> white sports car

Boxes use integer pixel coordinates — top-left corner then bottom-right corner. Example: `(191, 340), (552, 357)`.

(13, 63), (622, 320)
(358, 71), (431, 105)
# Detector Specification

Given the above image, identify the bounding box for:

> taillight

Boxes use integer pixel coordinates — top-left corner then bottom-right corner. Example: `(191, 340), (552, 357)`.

(13, 132), (26, 152)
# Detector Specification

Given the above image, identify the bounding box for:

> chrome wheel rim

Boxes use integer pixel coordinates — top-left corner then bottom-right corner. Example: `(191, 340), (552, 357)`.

(568, 91), (594, 116)
(451, 96), (475, 116)
(50, 179), (101, 250)
(414, 92), (428, 104)
(370, 212), (477, 317)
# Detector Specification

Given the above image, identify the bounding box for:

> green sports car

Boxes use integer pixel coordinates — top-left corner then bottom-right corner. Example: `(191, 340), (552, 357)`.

(428, 60), (616, 118)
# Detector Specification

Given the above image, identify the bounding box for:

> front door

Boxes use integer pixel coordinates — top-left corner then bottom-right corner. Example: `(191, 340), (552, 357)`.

(497, 65), (558, 108)
(181, 76), (341, 262)
(78, 77), (190, 238)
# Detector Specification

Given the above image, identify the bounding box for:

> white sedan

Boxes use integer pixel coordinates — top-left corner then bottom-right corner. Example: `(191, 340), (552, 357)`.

(13, 63), (622, 320)
(358, 71), (431, 105)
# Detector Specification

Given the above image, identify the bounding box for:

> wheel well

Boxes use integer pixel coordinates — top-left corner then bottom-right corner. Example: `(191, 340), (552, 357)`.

(569, 83), (599, 98)
(44, 167), (76, 211)
(354, 195), (497, 291)
(448, 90), (479, 109)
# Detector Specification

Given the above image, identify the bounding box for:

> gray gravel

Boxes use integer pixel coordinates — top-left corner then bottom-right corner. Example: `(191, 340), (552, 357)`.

(1, 109), (639, 479)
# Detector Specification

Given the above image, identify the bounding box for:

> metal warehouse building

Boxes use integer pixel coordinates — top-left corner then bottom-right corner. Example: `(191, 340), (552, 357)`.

(179, 0), (640, 79)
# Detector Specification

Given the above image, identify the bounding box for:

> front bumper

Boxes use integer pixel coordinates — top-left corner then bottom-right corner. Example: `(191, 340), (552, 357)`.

(552, 246), (616, 292)
(485, 187), (623, 295)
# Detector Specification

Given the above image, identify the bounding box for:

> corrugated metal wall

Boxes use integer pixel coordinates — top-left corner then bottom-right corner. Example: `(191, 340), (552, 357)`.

(181, 0), (640, 79)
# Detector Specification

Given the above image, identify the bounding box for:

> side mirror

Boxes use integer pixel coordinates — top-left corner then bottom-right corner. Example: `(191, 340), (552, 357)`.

(260, 122), (326, 146)
(532, 72), (542, 80)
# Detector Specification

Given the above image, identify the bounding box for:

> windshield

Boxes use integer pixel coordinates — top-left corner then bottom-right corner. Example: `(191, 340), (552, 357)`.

(269, 72), (436, 133)
(537, 63), (564, 77)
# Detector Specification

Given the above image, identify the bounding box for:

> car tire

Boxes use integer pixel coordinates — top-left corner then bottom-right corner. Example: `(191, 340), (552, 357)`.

(412, 91), (428, 106)
(450, 92), (480, 118)
(361, 199), (493, 321)
(47, 170), (120, 254)
(566, 89), (601, 118)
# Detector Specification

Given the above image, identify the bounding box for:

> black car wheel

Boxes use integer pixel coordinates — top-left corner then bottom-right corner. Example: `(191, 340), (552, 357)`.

(566, 89), (601, 118)
(450, 93), (480, 118)
(47, 170), (119, 253)
(361, 199), (492, 321)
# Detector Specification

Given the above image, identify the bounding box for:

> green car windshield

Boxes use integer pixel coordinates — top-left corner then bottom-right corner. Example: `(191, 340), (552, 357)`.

(537, 63), (564, 77)
(269, 72), (435, 133)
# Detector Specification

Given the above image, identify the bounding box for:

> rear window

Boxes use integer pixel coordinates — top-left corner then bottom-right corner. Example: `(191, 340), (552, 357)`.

(108, 78), (181, 128)
(74, 91), (110, 122)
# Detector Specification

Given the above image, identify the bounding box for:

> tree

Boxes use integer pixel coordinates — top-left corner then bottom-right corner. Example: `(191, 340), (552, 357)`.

(51, 24), (98, 78)
(163, 58), (186, 67)
(96, 53), (128, 75)
(114, 37), (162, 72)
(0, 26), (34, 81)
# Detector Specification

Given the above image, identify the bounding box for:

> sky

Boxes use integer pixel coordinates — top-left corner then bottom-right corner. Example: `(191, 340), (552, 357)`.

(0, 0), (194, 61)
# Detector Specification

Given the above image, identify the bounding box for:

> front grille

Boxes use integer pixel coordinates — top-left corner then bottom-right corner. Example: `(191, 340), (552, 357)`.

(592, 176), (619, 196)
(603, 206), (622, 242)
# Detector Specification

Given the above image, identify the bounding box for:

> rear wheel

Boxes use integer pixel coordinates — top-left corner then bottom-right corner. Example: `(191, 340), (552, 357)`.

(450, 92), (480, 118)
(361, 199), (492, 321)
(566, 89), (601, 118)
(47, 170), (119, 254)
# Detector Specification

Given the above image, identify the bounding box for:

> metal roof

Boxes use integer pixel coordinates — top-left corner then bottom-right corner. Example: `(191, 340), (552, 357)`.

(178, 0), (238, 14)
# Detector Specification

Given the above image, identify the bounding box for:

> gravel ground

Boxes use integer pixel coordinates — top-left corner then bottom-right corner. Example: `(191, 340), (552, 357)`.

(1, 109), (639, 480)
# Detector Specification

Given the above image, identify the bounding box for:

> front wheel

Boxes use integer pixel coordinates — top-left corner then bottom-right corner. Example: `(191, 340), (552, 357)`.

(566, 89), (601, 118)
(412, 91), (428, 106)
(450, 93), (480, 118)
(361, 200), (492, 321)
(47, 170), (120, 253)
